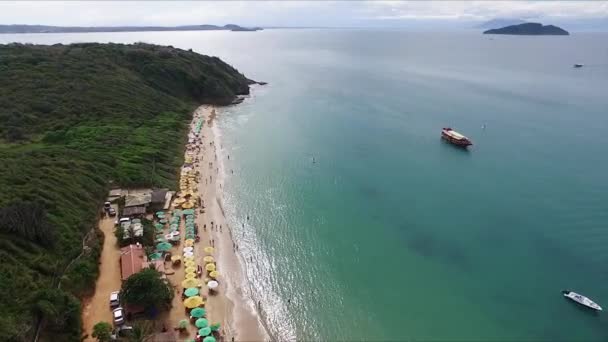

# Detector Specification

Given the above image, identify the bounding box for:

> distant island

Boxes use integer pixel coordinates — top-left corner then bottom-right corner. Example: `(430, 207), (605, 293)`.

(0, 23), (262, 34)
(483, 22), (569, 35)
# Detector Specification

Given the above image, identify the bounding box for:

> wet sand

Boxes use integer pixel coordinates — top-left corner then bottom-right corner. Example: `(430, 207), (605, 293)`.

(81, 207), (122, 341)
(164, 105), (267, 341)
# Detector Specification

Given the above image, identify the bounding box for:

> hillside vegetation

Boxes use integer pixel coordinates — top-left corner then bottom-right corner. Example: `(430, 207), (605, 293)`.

(0, 42), (251, 341)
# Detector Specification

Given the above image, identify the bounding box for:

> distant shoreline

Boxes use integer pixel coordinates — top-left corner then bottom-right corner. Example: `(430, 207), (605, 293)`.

(0, 24), (262, 34)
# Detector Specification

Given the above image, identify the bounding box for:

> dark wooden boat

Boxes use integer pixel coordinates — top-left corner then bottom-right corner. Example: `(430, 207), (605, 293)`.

(441, 128), (472, 147)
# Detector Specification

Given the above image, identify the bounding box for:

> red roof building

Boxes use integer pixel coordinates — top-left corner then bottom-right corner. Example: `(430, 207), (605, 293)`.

(120, 244), (146, 281)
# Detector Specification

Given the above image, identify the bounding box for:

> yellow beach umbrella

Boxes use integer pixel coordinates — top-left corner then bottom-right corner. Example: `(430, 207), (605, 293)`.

(181, 202), (194, 209)
(185, 238), (195, 245)
(203, 256), (215, 263)
(183, 296), (204, 309)
(205, 263), (216, 272)
(182, 278), (200, 288)
(184, 261), (196, 268)
(185, 273), (196, 280)
(184, 256), (195, 262)
(171, 255), (181, 262)
(185, 267), (197, 274)
(174, 197), (186, 204)
(203, 246), (214, 254)
(209, 271), (219, 279)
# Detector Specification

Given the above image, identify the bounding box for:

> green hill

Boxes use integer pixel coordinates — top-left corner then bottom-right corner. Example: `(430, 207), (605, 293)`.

(0, 42), (251, 341)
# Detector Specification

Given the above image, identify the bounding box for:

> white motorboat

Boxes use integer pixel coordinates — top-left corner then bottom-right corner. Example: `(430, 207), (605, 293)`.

(562, 290), (602, 311)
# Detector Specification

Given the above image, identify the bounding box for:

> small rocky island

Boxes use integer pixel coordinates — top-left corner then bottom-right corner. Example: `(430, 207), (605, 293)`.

(483, 22), (569, 35)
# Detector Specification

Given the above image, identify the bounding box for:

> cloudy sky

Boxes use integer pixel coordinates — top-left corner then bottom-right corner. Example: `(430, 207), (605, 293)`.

(0, 1), (607, 28)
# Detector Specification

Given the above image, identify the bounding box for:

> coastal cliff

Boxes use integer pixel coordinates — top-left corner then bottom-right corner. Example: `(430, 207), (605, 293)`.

(0, 43), (251, 341)
(483, 22), (569, 35)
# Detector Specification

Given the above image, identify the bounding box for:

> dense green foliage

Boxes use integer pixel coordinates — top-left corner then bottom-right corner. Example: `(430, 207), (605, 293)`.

(91, 322), (112, 342)
(120, 268), (174, 311)
(0, 42), (250, 341)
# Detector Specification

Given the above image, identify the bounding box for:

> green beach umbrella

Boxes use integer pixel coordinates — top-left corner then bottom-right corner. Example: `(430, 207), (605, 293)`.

(178, 319), (189, 329)
(149, 252), (162, 260)
(159, 219), (167, 224)
(186, 214), (195, 220)
(198, 327), (212, 336)
(203, 336), (216, 342)
(182, 209), (195, 215)
(170, 224), (179, 230)
(156, 211), (165, 216)
(156, 242), (172, 251)
(190, 307), (206, 318)
(210, 323), (220, 332)
(195, 318), (208, 328)
(185, 287), (199, 297)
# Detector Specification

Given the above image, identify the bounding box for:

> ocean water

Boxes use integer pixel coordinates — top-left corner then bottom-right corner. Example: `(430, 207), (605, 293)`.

(4, 30), (608, 341)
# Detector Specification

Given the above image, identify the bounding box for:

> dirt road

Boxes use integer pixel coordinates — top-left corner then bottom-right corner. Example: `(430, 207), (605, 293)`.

(81, 210), (122, 340)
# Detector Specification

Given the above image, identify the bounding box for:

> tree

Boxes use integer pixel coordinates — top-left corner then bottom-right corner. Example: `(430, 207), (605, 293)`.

(120, 268), (174, 311)
(92, 321), (112, 342)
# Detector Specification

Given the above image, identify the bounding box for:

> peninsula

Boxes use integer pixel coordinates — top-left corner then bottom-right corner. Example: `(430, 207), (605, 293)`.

(0, 42), (255, 341)
(0, 23), (262, 34)
(483, 22), (569, 35)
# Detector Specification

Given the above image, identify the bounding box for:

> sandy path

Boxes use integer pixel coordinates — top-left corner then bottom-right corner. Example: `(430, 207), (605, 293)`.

(82, 207), (122, 341)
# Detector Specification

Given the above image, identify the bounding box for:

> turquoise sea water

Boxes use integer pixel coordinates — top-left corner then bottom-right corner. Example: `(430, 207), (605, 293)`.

(4, 30), (608, 341)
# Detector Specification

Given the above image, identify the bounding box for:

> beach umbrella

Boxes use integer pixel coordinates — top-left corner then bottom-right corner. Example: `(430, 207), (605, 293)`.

(186, 234), (196, 240)
(186, 215), (195, 220)
(185, 267), (197, 274)
(184, 251), (194, 258)
(183, 296), (204, 309)
(184, 260), (196, 268)
(198, 327), (212, 336)
(183, 247), (194, 253)
(207, 280), (219, 290)
(159, 219), (168, 224)
(171, 255), (181, 262)
(181, 202), (194, 209)
(210, 323), (221, 332)
(185, 240), (194, 247)
(204, 246), (214, 254)
(205, 263), (216, 272)
(170, 224), (179, 230)
(178, 319), (189, 329)
(156, 211), (165, 216)
(190, 307), (206, 318)
(195, 318), (208, 328)
(181, 278), (200, 288)
(184, 256), (195, 262)
(149, 252), (162, 260)
(156, 242), (172, 251)
(203, 256), (215, 263)
(154, 223), (164, 230)
(174, 197), (186, 204)
(203, 336), (216, 342)
(183, 209), (195, 215)
(185, 287), (199, 297)
(209, 271), (219, 279)
(185, 272), (196, 279)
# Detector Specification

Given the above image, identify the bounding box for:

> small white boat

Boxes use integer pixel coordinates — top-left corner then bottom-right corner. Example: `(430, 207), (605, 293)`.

(562, 290), (602, 311)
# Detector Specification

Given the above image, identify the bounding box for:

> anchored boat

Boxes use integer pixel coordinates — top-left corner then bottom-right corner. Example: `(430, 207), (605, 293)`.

(441, 128), (472, 147)
(562, 290), (602, 311)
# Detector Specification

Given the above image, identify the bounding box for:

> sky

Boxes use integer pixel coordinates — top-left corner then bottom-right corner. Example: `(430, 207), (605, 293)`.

(0, 1), (607, 29)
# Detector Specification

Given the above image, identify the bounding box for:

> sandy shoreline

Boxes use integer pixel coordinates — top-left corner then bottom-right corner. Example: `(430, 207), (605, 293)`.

(182, 105), (267, 341)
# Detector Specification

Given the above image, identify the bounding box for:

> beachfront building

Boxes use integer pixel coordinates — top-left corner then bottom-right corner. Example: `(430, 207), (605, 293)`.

(120, 244), (146, 281)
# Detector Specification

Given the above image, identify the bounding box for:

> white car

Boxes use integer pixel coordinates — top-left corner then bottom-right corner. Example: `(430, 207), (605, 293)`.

(113, 307), (125, 325)
(109, 291), (120, 308)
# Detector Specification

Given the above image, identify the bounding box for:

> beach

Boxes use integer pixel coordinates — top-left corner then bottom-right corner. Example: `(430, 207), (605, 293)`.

(164, 105), (267, 341)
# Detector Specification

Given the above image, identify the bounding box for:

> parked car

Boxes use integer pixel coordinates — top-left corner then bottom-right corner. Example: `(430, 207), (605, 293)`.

(116, 217), (130, 225)
(113, 307), (125, 325)
(110, 325), (133, 340)
(108, 207), (117, 217)
(109, 291), (120, 308)
(104, 201), (112, 211)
